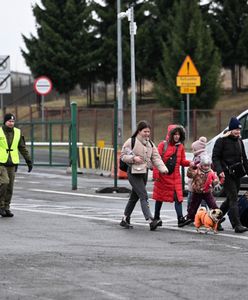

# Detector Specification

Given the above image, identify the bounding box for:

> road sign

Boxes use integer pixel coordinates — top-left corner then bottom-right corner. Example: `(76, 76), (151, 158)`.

(34, 76), (53, 95)
(180, 87), (196, 94)
(176, 56), (200, 141)
(176, 76), (200, 87)
(0, 55), (11, 94)
(177, 55), (199, 76)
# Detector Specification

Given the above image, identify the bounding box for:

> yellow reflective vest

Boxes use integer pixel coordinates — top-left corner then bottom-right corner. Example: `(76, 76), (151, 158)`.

(0, 127), (21, 164)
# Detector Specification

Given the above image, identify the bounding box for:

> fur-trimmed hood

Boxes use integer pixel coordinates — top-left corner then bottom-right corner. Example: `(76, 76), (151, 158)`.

(165, 124), (186, 144)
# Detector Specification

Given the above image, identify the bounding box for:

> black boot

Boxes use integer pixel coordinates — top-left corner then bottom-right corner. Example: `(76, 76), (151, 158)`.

(217, 217), (225, 231)
(178, 216), (193, 227)
(0, 208), (7, 217)
(120, 217), (133, 229)
(150, 219), (162, 231)
(234, 225), (248, 233)
(154, 218), (163, 226)
(4, 210), (14, 217)
(217, 223), (224, 231)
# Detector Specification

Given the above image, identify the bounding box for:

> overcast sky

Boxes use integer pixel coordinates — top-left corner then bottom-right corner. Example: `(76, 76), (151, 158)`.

(1, 0), (209, 74)
(0, 0), (41, 74)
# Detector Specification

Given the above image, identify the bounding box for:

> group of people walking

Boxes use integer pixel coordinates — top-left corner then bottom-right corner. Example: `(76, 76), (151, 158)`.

(120, 116), (248, 234)
(0, 111), (247, 235)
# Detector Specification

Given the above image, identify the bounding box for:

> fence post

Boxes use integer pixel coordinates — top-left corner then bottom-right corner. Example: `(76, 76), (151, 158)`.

(71, 102), (77, 190)
(151, 109), (155, 140)
(94, 109), (97, 146)
(60, 107), (64, 142)
(193, 109), (197, 141)
(49, 122), (52, 166)
(180, 100), (186, 195)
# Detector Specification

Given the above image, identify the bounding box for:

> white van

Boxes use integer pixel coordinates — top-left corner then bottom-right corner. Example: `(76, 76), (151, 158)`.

(206, 109), (248, 195)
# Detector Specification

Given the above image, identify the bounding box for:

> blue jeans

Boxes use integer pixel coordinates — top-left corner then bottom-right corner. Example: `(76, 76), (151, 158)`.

(154, 192), (183, 220)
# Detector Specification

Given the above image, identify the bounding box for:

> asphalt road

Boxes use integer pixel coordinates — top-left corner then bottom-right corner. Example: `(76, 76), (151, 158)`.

(1, 166), (248, 300)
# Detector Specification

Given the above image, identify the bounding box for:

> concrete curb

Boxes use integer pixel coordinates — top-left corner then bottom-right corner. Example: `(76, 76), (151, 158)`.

(66, 167), (112, 178)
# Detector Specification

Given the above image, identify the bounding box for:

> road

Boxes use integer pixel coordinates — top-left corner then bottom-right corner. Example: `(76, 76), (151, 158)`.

(1, 166), (248, 300)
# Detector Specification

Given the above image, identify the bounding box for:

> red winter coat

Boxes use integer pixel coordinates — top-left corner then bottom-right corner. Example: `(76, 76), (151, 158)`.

(152, 125), (190, 203)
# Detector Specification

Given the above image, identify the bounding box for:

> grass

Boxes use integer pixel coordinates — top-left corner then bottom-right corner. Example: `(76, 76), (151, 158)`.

(215, 92), (248, 111)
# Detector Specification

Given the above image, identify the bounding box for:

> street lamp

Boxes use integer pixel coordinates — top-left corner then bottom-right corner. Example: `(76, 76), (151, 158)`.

(117, 0), (123, 146)
(118, 5), (137, 134)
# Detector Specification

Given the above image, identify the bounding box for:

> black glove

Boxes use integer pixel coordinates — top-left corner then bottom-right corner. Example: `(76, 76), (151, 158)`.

(27, 162), (33, 173)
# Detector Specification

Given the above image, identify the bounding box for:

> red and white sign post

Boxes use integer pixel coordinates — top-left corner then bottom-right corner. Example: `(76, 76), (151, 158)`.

(34, 76), (53, 96)
(34, 76), (53, 141)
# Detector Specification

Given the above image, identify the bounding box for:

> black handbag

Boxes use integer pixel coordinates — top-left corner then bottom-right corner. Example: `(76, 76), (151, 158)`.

(119, 137), (136, 172)
(163, 143), (178, 175)
(166, 152), (177, 174)
(119, 159), (129, 172)
(228, 162), (246, 178)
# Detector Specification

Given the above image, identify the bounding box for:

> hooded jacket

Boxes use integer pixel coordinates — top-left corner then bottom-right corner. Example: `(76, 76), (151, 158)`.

(187, 165), (218, 193)
(152, 124), (190, 203)
(121, 134), (168, 174)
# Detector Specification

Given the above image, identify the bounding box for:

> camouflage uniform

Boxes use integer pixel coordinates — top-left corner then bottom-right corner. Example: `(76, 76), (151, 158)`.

(0, 124), (32, 215)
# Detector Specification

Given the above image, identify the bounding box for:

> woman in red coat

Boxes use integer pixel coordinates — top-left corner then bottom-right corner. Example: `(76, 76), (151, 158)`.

(152, 124), (192, 227)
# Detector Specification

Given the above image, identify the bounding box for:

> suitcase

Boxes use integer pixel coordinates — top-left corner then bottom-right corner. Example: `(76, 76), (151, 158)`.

(227, 191), (248, 228)
(238, 192), (248, 228)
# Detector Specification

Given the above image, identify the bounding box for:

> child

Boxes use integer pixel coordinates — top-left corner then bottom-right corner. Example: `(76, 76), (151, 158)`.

(187, 136), (208, 209)
(181, 154), (221, 227)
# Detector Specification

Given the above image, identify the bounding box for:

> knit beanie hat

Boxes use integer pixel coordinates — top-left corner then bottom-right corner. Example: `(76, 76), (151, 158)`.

(200, 154), (212, 166)
(191, 136), (207, 156)
(228, 117), (242, 131)
(4, 113), (15, 124)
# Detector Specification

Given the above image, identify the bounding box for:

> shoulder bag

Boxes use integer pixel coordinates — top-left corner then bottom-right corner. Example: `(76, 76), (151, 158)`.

(161, 141), (178, 175)
(119, 137), (136, 172)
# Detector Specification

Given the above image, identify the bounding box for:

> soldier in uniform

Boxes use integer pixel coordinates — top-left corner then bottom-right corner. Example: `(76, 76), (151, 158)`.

(0, 113), (33, 217)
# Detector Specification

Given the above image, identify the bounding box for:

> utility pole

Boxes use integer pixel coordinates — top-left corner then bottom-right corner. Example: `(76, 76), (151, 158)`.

(117, 0), (124, 145)
(129, 5), (136, 133)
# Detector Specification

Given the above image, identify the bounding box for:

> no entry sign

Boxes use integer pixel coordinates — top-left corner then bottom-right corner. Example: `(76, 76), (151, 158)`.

(34, 76), (53, 95)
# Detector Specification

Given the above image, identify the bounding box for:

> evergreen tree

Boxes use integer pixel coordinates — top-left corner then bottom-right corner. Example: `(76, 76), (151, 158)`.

(92, 0), (160, 104)
(203, 0), (248, 94)
(22, 0), (91, 106)
(134, 1), (160, 81)
(156, 0), (221, 109)
(135, 1), (174, 83)
(90, 0), (132, 106)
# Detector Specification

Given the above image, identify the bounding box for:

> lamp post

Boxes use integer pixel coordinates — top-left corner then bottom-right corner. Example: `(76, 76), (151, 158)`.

(118, 5), (137, 134)
(117, 0), (123, 146)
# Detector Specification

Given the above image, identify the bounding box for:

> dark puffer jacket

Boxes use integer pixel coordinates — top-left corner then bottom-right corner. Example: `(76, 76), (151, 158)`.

(212, 133), (248, 176)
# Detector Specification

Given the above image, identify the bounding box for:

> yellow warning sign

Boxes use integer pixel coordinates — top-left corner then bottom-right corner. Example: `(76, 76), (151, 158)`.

(176, 76), (200, 87)
(177, 55), (199, 77)
(180, 87), (196, 94)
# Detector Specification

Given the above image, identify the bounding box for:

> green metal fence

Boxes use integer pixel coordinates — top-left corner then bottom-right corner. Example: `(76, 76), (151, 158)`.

(17, 120), (72, 167)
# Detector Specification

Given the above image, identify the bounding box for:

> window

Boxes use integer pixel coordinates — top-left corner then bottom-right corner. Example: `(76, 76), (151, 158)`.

(240, 114), (248, 140)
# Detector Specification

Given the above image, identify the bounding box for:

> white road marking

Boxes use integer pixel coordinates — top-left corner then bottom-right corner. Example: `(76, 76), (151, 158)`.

(26, 188), (225, 205)
(13, 188), (248, 241)
(30, 188), (129, 200)
(11, 204), (248, 241)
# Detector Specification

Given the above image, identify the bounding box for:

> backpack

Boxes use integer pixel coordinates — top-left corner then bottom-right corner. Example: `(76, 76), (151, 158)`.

(161, 141), (179, 175)
(119, 138), (154, 172)
(119, 137), (136, 172)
